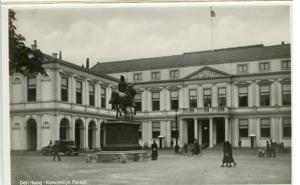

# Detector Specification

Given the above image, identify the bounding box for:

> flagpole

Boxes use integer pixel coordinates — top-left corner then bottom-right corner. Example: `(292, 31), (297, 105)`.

(210, 6), (214, 52)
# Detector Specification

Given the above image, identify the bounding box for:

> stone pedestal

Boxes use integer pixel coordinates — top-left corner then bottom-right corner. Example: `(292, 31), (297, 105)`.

(103, 119), (142, 151)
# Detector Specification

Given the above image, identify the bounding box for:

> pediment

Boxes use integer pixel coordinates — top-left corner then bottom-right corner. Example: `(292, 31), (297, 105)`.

(184, 66), (230, 80)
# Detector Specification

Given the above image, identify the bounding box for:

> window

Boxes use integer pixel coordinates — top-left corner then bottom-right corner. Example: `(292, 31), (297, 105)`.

(282, 84), (291, 105)
(151, 71), (161, 80)
(76, 81), (82, 104)
(282, 60), (291, 69)
(170, 90), (179, 110)
(283, 118), (291, 137)
(138, 124), (142, 139)
(260, 119), (271, 137)
(27, 77), (36, 102)
(135, 93), (142, 112)
(237, 64), (248, 73)
(61, 77), (68, 102)
(189, 89), (197, 108)
(239, 119), (248, 138)
(89, 84), (95, 106)
(260, 85), (270, 106)
(152, 92), (160, 111)
(171, 121), (178, 139)
(133, 73), (142, 81)
(239, 87), (248, 107)
(203, 88), (212, 107)
(101, 87), (106, 108)
(259, 62), (270, 71)
(169, 70), (179, 79)
(152, 122), (160, 138)
(218, 88), (226, 107)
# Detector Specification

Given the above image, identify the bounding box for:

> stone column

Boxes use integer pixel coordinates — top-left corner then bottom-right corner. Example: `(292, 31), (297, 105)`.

(225, 117), (229, 141)
(84, 119), (88, 150)
(160, 87), (166, 111)
(198, 120), (202, 144)
(251, 81), (256, 107)
(194, 118), (198, 141)
(278, 80), (282, 106)
(226, 83), (231, 107)
(278, 117), (283, 143)
(212, 84), (217, 107)
(197, 85), (203, 108)
(209, 118), (213, 147)
(71, 76), (75, 104)
(142, 89), (147, 111)
(271, 81), (276, 106)
(233, 85), (238, 108)
(106, 86), (112, 109)
(165, 88), (171, 111)
(255, 82), (260, 107)
(179, 86), (184, 109)
(179, 119), (183, 147)
(94, 83), (98, 107)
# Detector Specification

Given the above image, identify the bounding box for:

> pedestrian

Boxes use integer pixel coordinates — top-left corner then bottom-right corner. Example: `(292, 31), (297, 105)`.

(228, 141), (237, 167)
(238, 139), (242, 148)
(266, 140), (270, 157)
(270, 139), (276, 158)
(170, 140), (174, 149)
(52, 141), (61, 162)
(221, 141), (230, 167)
(183, 143), (188, 155)
(192, 139), (200, 155)
(151, 140), (158, 160)
(221, 141), (236, 167)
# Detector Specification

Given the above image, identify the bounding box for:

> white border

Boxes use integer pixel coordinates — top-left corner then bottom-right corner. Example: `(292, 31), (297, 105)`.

(0, 1), (295, 185)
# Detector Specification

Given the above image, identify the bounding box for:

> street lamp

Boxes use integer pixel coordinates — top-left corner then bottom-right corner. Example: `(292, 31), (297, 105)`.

(174, 109), (179, 153)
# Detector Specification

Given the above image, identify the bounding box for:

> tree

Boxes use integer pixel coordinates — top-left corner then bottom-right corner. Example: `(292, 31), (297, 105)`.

(9, 9), (47, 76)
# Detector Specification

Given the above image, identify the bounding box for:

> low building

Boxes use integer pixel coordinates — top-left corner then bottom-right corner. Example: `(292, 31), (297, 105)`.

(10, 42), (291, 151)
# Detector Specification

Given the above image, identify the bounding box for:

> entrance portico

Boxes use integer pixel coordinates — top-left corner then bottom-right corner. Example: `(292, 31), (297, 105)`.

(180, 117), (230, 147)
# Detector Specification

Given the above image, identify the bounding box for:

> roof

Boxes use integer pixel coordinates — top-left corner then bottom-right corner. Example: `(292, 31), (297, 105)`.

(42, 54), (118, 82)
(90, 44), (291, 74)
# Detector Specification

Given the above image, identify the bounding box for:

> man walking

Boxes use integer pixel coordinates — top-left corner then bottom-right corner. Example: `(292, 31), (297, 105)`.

(52, 141), (61, 162)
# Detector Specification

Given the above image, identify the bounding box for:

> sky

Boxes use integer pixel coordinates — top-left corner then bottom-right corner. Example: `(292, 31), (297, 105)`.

(14, 3), (291, 67)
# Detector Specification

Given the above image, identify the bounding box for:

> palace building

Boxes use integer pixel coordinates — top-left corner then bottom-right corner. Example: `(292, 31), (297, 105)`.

(10, 42), (291, 151)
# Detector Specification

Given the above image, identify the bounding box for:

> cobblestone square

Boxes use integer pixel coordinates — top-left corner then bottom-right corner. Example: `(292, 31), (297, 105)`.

(11, 148), (291, 185)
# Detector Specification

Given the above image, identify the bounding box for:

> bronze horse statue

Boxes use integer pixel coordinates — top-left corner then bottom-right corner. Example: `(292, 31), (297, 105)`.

(109, 84), (136, 119)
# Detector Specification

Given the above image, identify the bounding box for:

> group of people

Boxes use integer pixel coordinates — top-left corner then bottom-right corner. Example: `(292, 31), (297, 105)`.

(183, 139), (201, 155)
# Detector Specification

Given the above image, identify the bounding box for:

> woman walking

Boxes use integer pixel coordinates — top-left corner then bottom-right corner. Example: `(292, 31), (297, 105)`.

(221, 141), (236, 167)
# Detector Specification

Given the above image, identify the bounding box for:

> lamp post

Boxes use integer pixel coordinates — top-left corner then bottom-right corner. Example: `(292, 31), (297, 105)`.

(174, 109), (179, 153)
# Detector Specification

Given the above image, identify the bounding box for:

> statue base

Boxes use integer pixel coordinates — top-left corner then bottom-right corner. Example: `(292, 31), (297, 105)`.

(102, 119), (142, 151)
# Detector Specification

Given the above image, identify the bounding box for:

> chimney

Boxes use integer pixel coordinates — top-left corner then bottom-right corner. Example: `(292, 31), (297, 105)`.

(86, 58), (90, 69)
(281, 41), (285, 45)
(59, 51), (62, 59)
(52, 53), (58, 59)
(31, 40), (37, 50)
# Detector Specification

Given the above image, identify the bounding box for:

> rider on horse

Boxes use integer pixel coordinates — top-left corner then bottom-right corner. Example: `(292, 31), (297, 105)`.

(118, 75), (127, 97)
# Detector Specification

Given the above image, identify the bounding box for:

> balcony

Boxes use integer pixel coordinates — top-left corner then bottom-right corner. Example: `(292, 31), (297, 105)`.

(180, 107), (230, 114)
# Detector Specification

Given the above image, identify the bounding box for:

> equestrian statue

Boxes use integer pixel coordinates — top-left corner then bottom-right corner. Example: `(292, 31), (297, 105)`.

(109, 75), (137, 119)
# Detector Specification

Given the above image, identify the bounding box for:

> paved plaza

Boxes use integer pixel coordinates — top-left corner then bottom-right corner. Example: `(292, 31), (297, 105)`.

(11, 148), (291, 185)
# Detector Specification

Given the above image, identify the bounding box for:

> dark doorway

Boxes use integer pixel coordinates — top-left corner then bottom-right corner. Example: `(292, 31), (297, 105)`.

(201, 120), (209, 144)
(75, 120), (84, 149)
(216, 118), (225, 143)
(27, 119), (37, 151)
(187, 119), (194, 144)
(88, 121), (96, 149)
(60, 118), (70, 140)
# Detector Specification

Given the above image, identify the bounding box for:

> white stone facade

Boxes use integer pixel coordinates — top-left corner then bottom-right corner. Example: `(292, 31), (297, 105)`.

(10, 45), (291, 151)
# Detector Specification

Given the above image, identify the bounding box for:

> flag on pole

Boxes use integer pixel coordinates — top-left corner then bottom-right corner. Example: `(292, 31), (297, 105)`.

(211, 9), (216, 17)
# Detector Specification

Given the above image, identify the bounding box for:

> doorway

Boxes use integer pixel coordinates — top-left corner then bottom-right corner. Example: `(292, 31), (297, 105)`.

(201, 120), (209, 145)
(216, 118), (225, 143)
(26, 119), (37, 151)
(187, 119), (194, 144)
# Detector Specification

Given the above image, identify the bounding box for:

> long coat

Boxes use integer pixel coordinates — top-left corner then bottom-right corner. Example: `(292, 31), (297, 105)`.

(151, 143), (158, 160)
